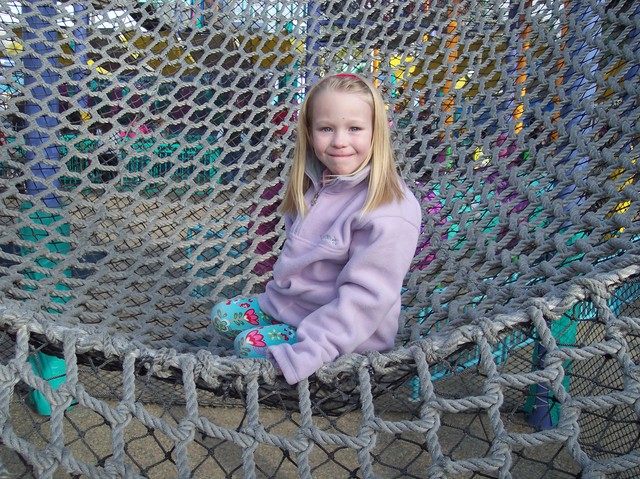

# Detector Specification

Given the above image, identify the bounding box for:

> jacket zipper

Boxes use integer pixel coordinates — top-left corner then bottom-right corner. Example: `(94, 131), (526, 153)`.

(311, 191), (320, 206)
(292, 189), (321, 235)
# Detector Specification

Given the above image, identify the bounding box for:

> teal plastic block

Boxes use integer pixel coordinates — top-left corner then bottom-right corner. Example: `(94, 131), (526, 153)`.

(28, 351), (72, 416)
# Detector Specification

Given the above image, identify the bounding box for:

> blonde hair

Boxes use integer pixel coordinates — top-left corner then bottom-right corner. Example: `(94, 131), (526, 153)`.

(280, 73), (404, 216)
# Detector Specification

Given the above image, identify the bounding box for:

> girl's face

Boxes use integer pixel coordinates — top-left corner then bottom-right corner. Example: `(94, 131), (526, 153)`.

(310, 89), (373, 176)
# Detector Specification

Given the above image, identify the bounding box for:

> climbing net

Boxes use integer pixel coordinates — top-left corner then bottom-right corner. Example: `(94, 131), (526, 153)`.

(0, 0), (639, 477)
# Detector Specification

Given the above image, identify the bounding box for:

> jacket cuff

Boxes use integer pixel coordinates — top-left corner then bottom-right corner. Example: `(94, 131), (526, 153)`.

(268, 344), (301, 385)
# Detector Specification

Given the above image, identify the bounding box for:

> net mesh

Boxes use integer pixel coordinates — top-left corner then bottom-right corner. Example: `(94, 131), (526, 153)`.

(0, 0), (639, 477)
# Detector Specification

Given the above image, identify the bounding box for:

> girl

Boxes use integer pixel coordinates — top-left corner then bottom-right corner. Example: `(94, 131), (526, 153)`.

(211, 73), (422, 385)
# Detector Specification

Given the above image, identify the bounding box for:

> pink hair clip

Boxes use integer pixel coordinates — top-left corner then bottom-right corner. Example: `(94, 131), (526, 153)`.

(334, 73), (360, 79)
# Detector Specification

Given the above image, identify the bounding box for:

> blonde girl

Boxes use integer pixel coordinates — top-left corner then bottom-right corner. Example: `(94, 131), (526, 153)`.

(211, 73), (422, 384)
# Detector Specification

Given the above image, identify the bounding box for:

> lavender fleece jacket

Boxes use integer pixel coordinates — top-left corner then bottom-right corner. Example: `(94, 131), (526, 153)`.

(258, 162), (422, 384)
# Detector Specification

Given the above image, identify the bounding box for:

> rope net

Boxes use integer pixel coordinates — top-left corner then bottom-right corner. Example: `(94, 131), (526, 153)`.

(0, 0), (639, 477)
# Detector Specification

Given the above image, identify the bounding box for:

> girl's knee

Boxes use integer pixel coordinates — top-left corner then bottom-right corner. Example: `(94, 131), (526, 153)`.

(210, 299), (235, 338)
(210, 299), (231, 320)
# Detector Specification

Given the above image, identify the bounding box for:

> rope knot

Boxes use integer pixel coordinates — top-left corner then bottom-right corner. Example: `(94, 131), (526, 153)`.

(475, 318), (501, 344)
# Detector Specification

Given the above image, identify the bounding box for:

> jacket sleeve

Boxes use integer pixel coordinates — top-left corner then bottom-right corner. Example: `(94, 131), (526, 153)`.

(268, 211), (421, 384)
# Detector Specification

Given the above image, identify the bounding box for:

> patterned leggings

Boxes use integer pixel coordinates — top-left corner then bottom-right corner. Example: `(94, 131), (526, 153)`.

(211, 297), (297, 359)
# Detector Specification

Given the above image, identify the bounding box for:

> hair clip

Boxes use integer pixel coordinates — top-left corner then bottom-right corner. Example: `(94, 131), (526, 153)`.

(335, 73), (360, 79)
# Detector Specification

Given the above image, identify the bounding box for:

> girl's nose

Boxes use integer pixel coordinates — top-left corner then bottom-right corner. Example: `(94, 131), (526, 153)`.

(331, 130), (348, 147)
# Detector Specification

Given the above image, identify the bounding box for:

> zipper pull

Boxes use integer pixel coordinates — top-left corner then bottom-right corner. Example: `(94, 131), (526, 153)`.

(311, 191), (320, 206)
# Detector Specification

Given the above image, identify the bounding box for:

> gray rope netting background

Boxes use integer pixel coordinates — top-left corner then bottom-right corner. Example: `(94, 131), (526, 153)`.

(0, 0), (639, 477)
